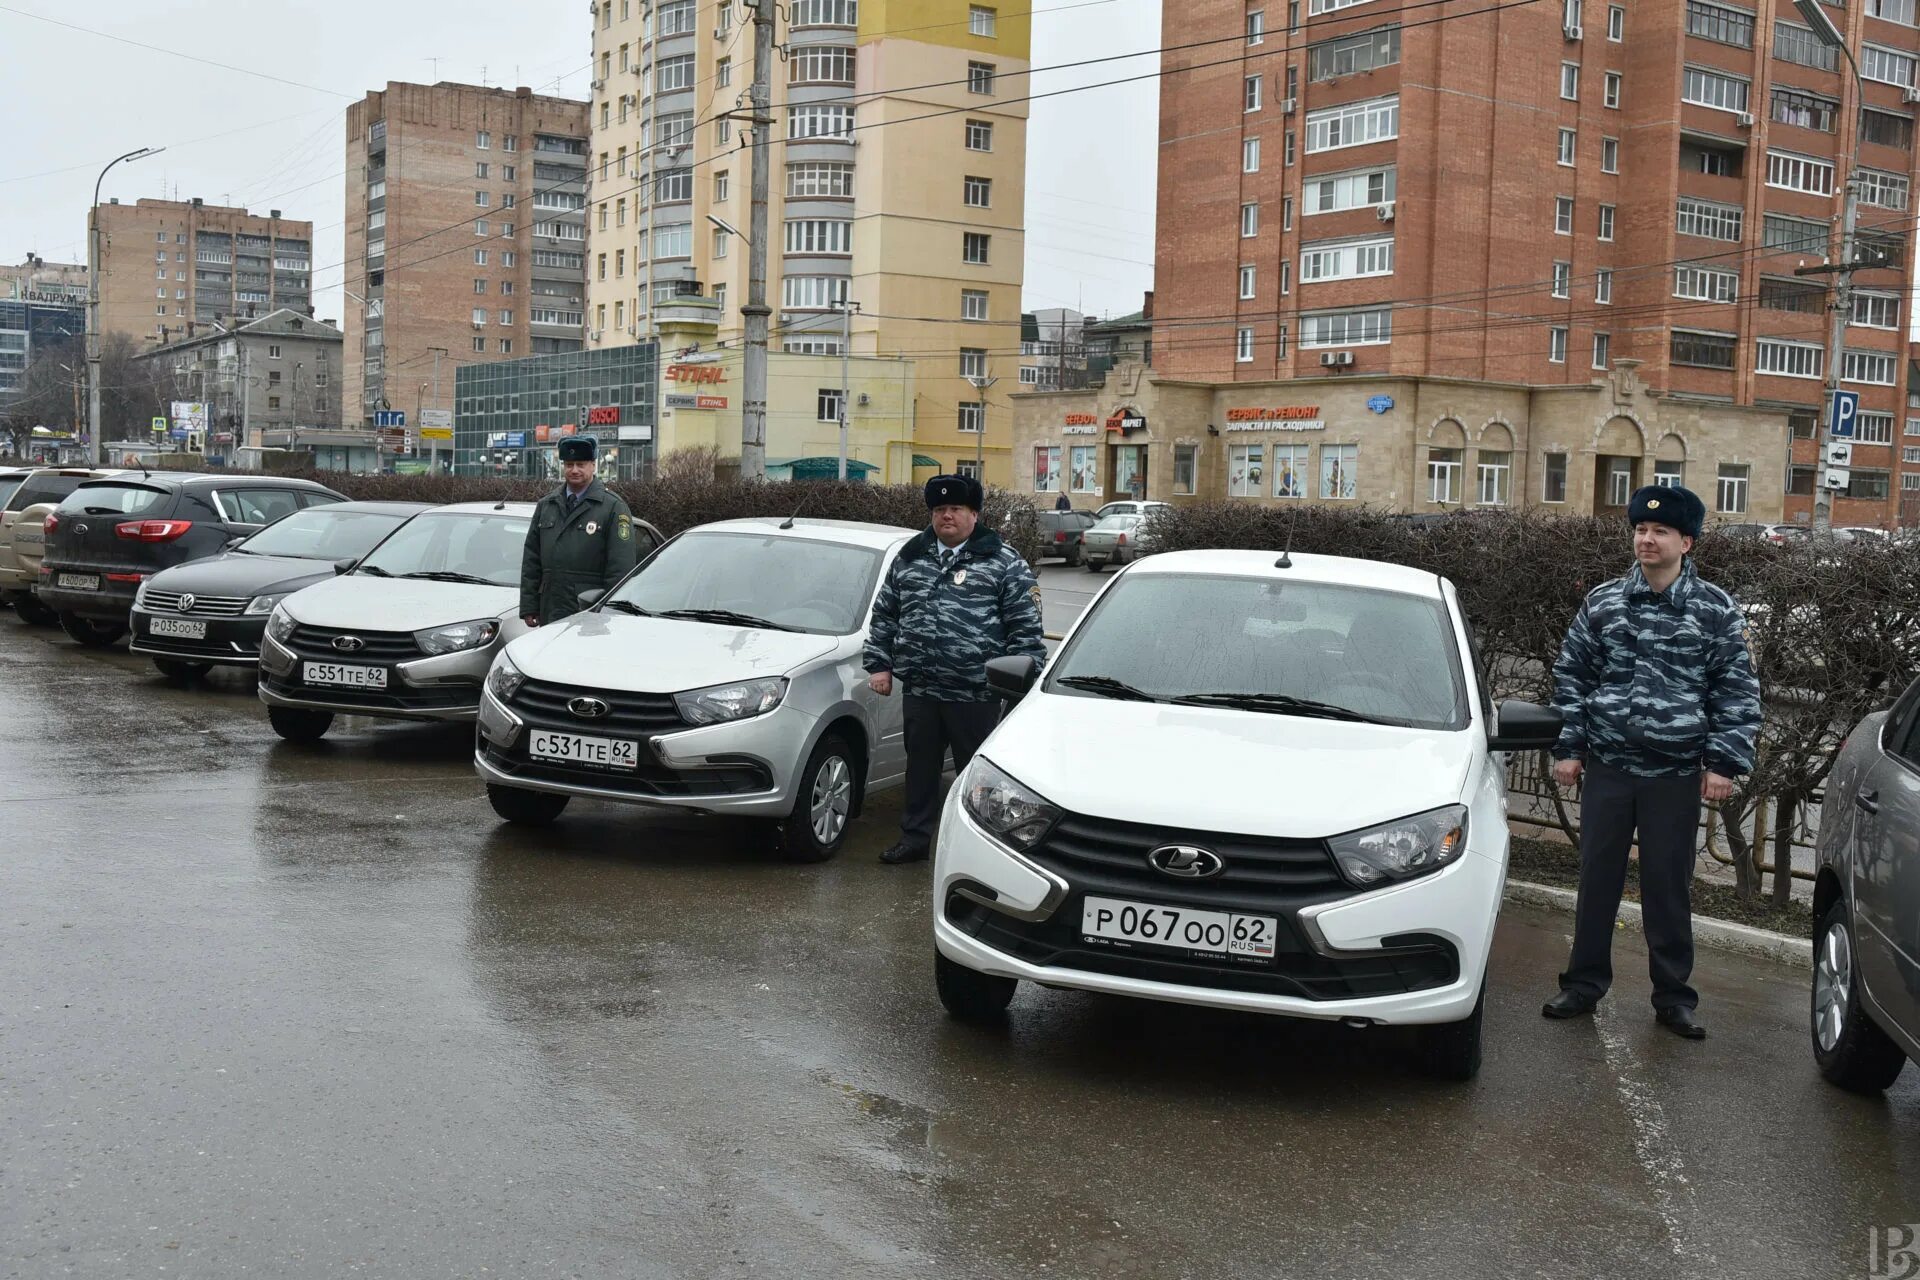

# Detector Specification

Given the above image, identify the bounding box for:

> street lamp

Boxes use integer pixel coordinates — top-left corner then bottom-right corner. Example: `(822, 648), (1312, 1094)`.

(966, 372), (999, 476)
(87, 146), (163, 465)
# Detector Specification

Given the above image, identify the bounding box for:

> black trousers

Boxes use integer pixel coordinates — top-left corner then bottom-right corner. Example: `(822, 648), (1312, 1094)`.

(1560, 759), (1702, 1011)
(900, 695), (1001, 848)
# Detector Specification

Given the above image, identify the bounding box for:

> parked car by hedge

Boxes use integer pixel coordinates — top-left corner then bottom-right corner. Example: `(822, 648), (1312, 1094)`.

(0, 467), (122, 624)
(1037, 509), (1095, 565)
(1081, 513), (1150, 572)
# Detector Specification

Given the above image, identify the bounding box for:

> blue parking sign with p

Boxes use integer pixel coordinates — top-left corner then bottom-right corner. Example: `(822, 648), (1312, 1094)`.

(1830, 389), (1858, 439)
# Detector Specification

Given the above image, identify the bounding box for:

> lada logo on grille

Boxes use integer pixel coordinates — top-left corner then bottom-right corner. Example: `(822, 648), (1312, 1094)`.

(177, 594), (196, 613)
(331, 634), (365, 653)
(1148, 845), (1225, 879)
(568, 696), (610, 719)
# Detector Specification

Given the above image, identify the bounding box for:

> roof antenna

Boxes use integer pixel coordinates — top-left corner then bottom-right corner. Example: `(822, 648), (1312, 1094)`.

(1275, 508), (1296, 569)
(778, 485), (812, 530)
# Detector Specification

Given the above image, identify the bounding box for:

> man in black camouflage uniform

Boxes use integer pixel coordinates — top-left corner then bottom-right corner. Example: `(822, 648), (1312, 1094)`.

(1543, 484), (1761, 1039)
(864, 474), (1048, 866)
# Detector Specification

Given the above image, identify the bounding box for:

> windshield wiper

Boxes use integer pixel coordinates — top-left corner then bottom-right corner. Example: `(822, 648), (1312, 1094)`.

(1170, 691), (1386, 724)
(1055, 674), (1163, 702)
(357, 564), (392, 577)
(602, 599), (652, 616)
(399, 570), (501, 586)
(655, 607), (800, 632)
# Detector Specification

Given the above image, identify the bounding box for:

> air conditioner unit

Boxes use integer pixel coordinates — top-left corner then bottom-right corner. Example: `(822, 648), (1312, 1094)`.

(1735, 111), (1756, 128)
(1280, 96), (1297, 115)
(714, 27), (727, 38)
(1320, 351), (1354, 368)
(1563, 22), (1582, 39)
(590, 78), (604, 91)
(857, 392), (870, 406)
(1904, 87), (1920, 105)
(588, 329), (603, 341)
(628, 324), (639, 336)
(1376, 201), (1396, 222)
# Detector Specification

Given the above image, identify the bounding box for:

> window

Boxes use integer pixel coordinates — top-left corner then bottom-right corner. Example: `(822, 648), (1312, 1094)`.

(1654, 460), (1685, 488)
(787, 161), (855, 197)
(655, 169), (693, 204)
(1558, 128), (1577, 166)
(1864, 44), (1919, 89)
(1853, 292), (1901, 329)
(790, 0), (857, 23)
(1598, 204), (1616, 241)
(1767, 150), (1834, 195)
(1905, 447), (1920, 463)
(1596, 269), (1613, 304)
(1775, 20), (1839, 70)
(1606, 460), (1634, 507)
(1717, 464), (1750, 514)
(1305, 95), (1399, 152)
(1241, 202), (1260, 237)
(1561, 62), (1580, 100)
(1243, 138), (1262, 172)
(1555, 197), (1574, 234)
(1543, 452), (1568, 502)
(1293, 237), (1394, 284)
(475, 219), (490, 236)
(969, 61), (996, 94)
(503, 135), (517, 152)
(1676, 197), (1742, 241)
(1849, 470), (1893, 501)
(1174, 445), (1198, 495)
(963, 176), (993, 208)
(1686, 0), (1754, 47)
(475, 190), (490, 207)
(1682, 65), (1749, 112)
(1321, 444), (1358, 499)
(818, 387), (845, 424)
(1030, 446), (1062, 493)
(1858, 411), (1896, 444)
(596, 253), (607, 281)
(1869, 0), (1917, 22)
(534, 220), (581, 240)
(1755, 338), (1823, 378)
(1601, 137), (1618, 172)
(1860, 108), (1914, 149)
(783, 275), (850, 309)
(1549, 327), (1568, 363)
(1239, 265), (1257, 299)
(1608, 4), (1624, 38)
(1762, 213), (1827, 254)
(1301, 307), (1391, 346)
(715, 56), (733, 89)
(1476, 452), (1512, 505)
(970, 4), (996, 35)
(476, 130), (491, 149)
(963, 232), (991, 264)
(1592, 333), (1611, 369)
(958, 403), (984, 433)
(1309, 26), (1401, 80)
(1428, 448), (1463, 504)
(1229, 444), (1266, 498)
(790, 46), (855, 84)
(718, 1), (733, 31)
(966, 119), (994, 151)
(1247, 9), (1265, 44)
(1859, 168), (1911, 210)
(656, 54), (696, 92)
(474, 278), (488, 294)
(1845, 349), (1898, 384)
(1284, 196), (1294, 229)
(529, 307), (583, 326)
(1551, 261), (1571, 298)
(1772, 87), (1838, 133)
(1674, 265), (1739, 303)
(614, 249), (625, 277)
(1604, 71), (1622, 109)
(788, 104), (855, 140)
(472, 308), (488, 325)
(1280, 261), (1292, 294)
(1237, 326), (1255, 362)
(499, 309), (514, 325)
(652, 222), (693, 259)
(962, 289), (989, 321)
(1566, 0), (1583, 27)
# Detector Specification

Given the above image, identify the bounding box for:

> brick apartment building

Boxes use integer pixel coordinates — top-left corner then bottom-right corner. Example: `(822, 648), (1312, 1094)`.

(343, 82), (590, 434)
(1155, 0), (1920, 527)
(94, 199), (312, 350)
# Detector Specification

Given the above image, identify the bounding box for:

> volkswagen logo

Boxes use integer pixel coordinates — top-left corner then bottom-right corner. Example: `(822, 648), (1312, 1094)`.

(568, 696), (610, 719)
(177, 594), (197, 613)
(1147, 845), (1225, 879)
(331, 635), (365, 653)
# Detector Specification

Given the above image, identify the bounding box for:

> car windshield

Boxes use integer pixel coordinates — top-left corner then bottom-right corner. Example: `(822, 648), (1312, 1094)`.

(0, 478), (23, 509)
(61, 482), (170, 517)
(608, 529), (885, 635)
(356, 512), (530, 586)
(237, 507), (416, 561)
(1048, 572), (1469, 730)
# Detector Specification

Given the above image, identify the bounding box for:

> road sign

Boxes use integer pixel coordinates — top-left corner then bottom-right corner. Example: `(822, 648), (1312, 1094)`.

(419, 409), (452, 430)
(1829, 389), (1859, 439)
(150, 417), (166, 435)
(1825, 440), (1854, 467)
(418, 426), (453, 441)
(376, 427), (407, 452)
(374, 410), (407, 429)
(1824, 467), (1852, 491)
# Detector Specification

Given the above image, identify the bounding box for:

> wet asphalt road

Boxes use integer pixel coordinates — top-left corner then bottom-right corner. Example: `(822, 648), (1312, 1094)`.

(5, 609), (1920, 1280)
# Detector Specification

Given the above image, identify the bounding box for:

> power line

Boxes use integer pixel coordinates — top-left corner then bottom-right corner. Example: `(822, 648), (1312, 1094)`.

(0, 4), (355, 99)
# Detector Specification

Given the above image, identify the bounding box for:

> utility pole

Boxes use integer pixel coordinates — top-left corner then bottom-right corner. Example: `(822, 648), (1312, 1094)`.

(837, 299), (860, 479)
(428, 345), (447, 473)
(739, 0), (775, 481)
(969, 374), (998, 475)
(87, 146), (161, 465)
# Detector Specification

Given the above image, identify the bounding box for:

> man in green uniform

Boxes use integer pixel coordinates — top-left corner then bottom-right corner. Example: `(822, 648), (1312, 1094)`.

(519, 436), (639, 626)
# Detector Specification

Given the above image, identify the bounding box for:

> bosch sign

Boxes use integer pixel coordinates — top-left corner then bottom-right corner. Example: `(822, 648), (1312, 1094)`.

(585, 406), (622, 426)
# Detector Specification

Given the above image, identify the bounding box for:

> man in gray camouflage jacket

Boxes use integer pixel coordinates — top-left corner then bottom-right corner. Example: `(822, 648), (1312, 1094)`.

(864, 474), (1048, 865)
(1541, 483), (1761, 1039)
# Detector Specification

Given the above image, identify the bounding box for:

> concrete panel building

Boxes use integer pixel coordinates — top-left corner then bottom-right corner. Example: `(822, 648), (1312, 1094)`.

(93, 199), (312, 349)
(140, 309), (344, 455)
(343, 82), (591, 436)
(584, 0), (1028, 482)
(1153, 0), (1920, 527)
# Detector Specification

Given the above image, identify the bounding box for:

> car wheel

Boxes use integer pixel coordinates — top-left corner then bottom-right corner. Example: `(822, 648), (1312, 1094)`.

(1085, 559), (1104, 573)
(1413, 978), (1485, 1081)
(1064, 544), (1082, 567)
(267, 706), (334, 742)
(153, 657), (211, 685)
(774, 733), (857, 862)
(935, 950), (1017, 1023)
(58, 612), (126, 647)
(12, 594), (57, 626)
(1813, 900), (1908, 1093)
(486, 783), (570, 826)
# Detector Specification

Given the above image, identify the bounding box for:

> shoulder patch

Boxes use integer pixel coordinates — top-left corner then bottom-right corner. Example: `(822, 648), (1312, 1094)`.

(617, 513), (631, 541)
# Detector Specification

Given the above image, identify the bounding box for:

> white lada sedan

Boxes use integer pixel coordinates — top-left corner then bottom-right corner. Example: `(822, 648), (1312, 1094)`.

(930, 549), (1562, 1080)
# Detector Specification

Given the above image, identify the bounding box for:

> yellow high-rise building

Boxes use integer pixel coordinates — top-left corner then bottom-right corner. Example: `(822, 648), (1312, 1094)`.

(586, 0), (1027, 483)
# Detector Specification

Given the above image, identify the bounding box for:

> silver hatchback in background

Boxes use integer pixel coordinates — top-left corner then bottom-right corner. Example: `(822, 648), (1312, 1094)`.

(476, 518), (914, 860)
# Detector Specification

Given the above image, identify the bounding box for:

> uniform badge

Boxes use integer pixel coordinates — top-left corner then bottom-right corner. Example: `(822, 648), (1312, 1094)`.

(1646, 499), (1660, 510)
(953, 569), (968, 585)
(586, 520), (599, 535)
(617, 514), (631, 541)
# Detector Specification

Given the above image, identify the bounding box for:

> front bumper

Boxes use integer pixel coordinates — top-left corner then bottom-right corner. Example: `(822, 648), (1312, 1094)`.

(473, 686), (809, 816)
(256, 630), (488, 722)
(932, 798), (1502, 1025)
(128, 606), (267, 667)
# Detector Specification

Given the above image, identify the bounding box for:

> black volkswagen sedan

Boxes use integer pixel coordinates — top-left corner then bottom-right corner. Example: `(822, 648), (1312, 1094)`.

(129, 500), (432, 682)
(37, 473), (343, 646)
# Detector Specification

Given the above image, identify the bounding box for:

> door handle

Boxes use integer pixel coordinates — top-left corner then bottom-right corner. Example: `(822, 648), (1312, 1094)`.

(1857, 788), (1880, 815)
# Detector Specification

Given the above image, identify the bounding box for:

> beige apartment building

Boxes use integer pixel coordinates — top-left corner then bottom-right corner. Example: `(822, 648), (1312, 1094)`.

(1, 256), (88, 304)
(343, 83), (590, 434)
(94, 199), (312, 349)
(585, 0), (1028, 483)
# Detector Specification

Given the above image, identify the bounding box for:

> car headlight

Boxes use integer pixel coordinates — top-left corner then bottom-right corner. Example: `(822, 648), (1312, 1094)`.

(961, 756), (1061, 852)
(1328, 805), (1469, 888)
(245, 592), (287, 616)
(487, 653), (526, 703)
(675, 677), (787, 726)
(415, 618), (501, 655)
(133, 579), (151, 609)
(266, 605), (297, 644)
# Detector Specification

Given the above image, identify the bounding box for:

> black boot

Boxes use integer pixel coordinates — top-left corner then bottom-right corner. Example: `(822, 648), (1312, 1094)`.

(1542, 989), (1599, 1019)
(879, 840), (930, 865)
(1655, 1006), (1707, 1040)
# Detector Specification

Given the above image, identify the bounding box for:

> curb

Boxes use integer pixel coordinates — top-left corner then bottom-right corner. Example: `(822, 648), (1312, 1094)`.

(1503, 879), (1813, 968)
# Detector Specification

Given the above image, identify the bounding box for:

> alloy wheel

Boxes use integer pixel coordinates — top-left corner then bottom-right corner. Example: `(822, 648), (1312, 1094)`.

(810, 754), (853, 845)
(1814, 919), (1853, 1053)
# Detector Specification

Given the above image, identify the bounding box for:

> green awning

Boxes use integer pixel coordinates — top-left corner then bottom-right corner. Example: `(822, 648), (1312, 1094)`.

(912, 454), (942, 468)
(781, 456), (880, 481)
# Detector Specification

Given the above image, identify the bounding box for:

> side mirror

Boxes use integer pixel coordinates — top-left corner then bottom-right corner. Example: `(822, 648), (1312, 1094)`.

(985, 655), (1039, 702)
(332, 557), (357, 576)
(1488, 699), (1564, 752)
(577, 588), (607, 609)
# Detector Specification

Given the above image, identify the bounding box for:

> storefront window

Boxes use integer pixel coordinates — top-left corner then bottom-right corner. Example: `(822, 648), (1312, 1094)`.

(1273, 443), (1309, 498)
(1034, 445), (1061, 491)
(1113, 445), (1147, 500)
(1173, 444), (1197, 495)
(1321, 444), (1357, 499)
(1069, 444), (1098, 492)
(1229, 443), (1264, 497)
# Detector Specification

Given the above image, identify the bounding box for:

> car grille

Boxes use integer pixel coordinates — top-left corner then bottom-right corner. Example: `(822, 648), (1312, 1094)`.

(282, 624), (423, 663)
(142, 589), (250, 617)
(138, 633), (261, 660)
(1025, 812), (1350, 914)
(944, 892), (1459, 1002)
(481, 740), (771, 798)
(261, 669), (477, 712)
(509, 677), (687, 736)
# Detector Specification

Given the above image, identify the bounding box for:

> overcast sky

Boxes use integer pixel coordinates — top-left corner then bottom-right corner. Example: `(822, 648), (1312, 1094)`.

(0, 0), (1158, 324)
